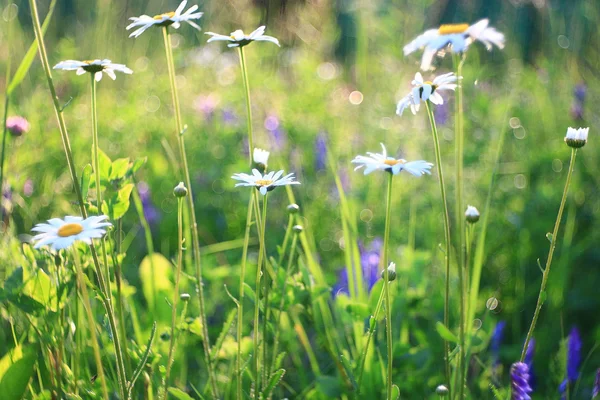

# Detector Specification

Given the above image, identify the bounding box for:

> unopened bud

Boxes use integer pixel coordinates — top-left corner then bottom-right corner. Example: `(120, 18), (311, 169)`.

(293, 225), (303, 233)
(173, 182), (188, 198)
(465, 205), (480, 224)
(436, 385), (449, 396)
(180, 293), (191, 302)
(380, 262), (396, 282)
(287, 203), (300, 214)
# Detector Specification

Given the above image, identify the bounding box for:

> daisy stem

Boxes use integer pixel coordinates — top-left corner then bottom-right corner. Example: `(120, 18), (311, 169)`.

(237, 193), (255, 400)
(73, 250), (110, 400)
(163, 196), (185, 396)
(383, 173), (395, 400)
(238, 46), (254, 163)
(162, 26), (219, 398)
(520, 148), (577, 362)
(452, 53), (466, 400)
(253, 191), (268, 397)
(356, 283), (385, 393)
(425, 101), (452, 397)
(28, 1), (127, 397)
(0, 53), (10, 223)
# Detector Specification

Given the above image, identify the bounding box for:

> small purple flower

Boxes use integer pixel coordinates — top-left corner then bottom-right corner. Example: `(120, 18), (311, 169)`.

(264, 115), (279, 131)
(574, 84), (587, 103)
(23, 179), (34, 197)
(434, 98), (449, 125)
(222, 107), (238, 125)
(6, 116), (30, 137)
(592, 368), (600, 398)
(570, 83), (587, 120)
(315, 132), (328, 171)
(491, 321), (506, 356)
(559, 327), (582, 398)
(1, 184), (13, 219)
(511, 362), (532, 400)
(333, 238), (382, 297)
(137, 182), (160, 226)
(194, 94), (219, 120)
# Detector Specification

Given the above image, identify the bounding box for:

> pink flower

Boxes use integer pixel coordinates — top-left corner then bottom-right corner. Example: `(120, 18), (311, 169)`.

(6, 116), (30, 137)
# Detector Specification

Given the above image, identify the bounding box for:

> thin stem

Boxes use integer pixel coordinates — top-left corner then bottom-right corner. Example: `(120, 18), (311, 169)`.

(453, 53), (466, 400)
(164, 197), (185, 394)
(238, 46), (254, 162)
(162, 26), (218, 398)
(0, 82), (9, 224)
(520, 149), (578, 361)
(383, 173), (394, 400)
(253, 192), (268, 397)
(114, 219), (130, 375)
(357, 284), (385, 392)
(54, 265), (64, 399)
(425, 100), (452, 396)
(237, 194), (254, 400)
(73, 250), (109, 400)
(28, 1), (127, 397)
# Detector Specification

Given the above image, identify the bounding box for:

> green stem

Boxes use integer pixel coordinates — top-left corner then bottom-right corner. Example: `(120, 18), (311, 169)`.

(0, 20), (11, 224)
(357, 283), (385, 393)
(162, 26), (218, 398)
(237, 194), (254, 400)
(114, 219), (131, 375)
(520, 149), (578, 361)
(453, 54), (466, 400)
(28, 1), (127, 397)
(253, 192), (268, 396)
(238, 47), (254, 162)
(54, 265), (64, 399)
(164, 197), (185, 394)
(383, 173), (394, 400)
(425, 101), (452, 396)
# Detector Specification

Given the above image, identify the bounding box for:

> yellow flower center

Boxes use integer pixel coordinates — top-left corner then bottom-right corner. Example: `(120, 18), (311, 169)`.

(438, 23), (469, 35)
(383, 159), (406, 166)
(57, 223), (84, 238)
(255, 179), (274, 186)
(154, 11), (175, 20)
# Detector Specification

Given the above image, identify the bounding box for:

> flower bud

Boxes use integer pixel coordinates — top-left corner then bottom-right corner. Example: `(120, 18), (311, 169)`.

(564, 127), (589, 148)
(173, 182), (188, 198)
(465, 205), (480, 224)
(160, 332), (171, 341)
(380, 262), (396, 282)
(180, 293), (191, 302)
(287, 203), (300, 214)
(6, 116), (30, 137)
(435, 385), (449, 396)
(253, 148), (270, 171)
(293, 224), (303, 233)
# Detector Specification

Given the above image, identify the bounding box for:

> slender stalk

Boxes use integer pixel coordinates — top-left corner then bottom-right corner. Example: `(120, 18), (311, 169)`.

(238, 47), (254, 159)
(253, 192), (268, 396)
(520, 149), (578, 361)
(114, 219), (130, 374)
(161, 26), (218, 398)
(164, 196), (185, 395)
(237, 194), (254, 399)
(54, 265), (64, 399)
(425, 101), (452, 396)
(383, 173), (395, 400)
(453, 53), (466, 400)
(28, 1), (127, 397)
(357, 283), (385, 392)
(73, 250), (109, 400)
(0, 22), (11, 224)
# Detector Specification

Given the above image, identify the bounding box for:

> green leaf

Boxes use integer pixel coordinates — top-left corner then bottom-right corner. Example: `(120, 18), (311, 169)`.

(340, 354), (357, 391)
(210, 309), (237, 362)
(127, 322), (156, 398)
(110, 158), (130, 181)
(80, 164), (92, 201)
(22, 268), (58, 312)
(130, 157), (147, 176)
(91, 148), (112, 187)
(167, 388), (193, 400)
(261, 368), (285, 399)
(6, 0), (57, 94)
(435, 321), (458, 343)
(0, 348), (37, 400)
(102, 183), (134, 220)
(546, 232), (553, 243)
(391, 384), (400, 399)
(139, 253), (173, 318)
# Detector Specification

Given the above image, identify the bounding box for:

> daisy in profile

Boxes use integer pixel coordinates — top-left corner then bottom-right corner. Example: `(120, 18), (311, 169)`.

(396, 72), (458, 116)
(53, 59), (133, 81)
(404, 19), (505, 70)
(564, 127), (589, 148)
(253, 148), (270, 170)
(126, 0), (202, 38)
(352, 143), (433, 176)
(206, 26), (279, 48)
(32, 215), (112, 251)
(232, 169), (299, 195)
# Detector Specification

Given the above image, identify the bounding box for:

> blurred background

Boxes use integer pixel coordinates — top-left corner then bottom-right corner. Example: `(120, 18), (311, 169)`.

(1, 0), (600, 398)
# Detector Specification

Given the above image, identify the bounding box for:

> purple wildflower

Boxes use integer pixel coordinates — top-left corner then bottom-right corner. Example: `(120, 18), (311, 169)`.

(570, 83), (586, 120)
(23, 179), (34, 197)
(194, 94), (219, 121)
(559, 327), (582, 398)
(6, 116), (30, 137)
(333, 238), (382, 297)
(491, 321), (506, 356)
(1, 184), (13, 219)
(511, 362), (532, 400)
(264, 115), (286, 150)
(137, 182), (160, 226)
(593, 368), (600, 398)
(574, 84), (587, 103)
(315, 132), (327, 171)
(222, 107), (238, 126)
(434, 98), (449, 125)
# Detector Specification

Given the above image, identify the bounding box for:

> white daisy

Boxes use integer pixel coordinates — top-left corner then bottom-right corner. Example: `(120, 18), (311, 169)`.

(205, 26), (280, 48)
(232, 169), (300, 195)
(253, 148), (270, 166)
(53, 59), (133, 82)
(396, 72), (458, 116)
(465, 205), (480, 223)
(126, 0), (202, 38)
(351, 143), (433, 176)
(404, 19), (505, 70)
(32, 215), (112, 251)
(564, 127), (589, 148)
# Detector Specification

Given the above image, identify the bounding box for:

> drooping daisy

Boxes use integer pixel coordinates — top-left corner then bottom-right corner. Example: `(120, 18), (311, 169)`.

(53, 59), (133, 82)
(232, 169), (299, 195)
(404, 19), (505, 70)
(396, 72), (458, 116)
(32, 215), (112, 251)
(253, 148), (270, 169)
(351, 143), (433, 176)
(126, 0), (202, 38)
(564, 127), (589, 148)
(205, 26), (279, 48)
